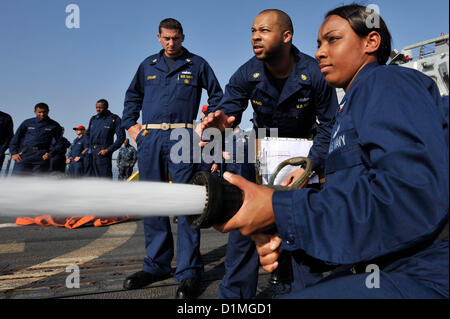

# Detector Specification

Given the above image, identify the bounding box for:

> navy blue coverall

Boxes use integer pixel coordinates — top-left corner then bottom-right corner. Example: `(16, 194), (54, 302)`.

(86, 110), (125, 178)
(122, 48), (223, 282)
(9, 116), (63, 176)
(67, 135), (89, 177)
(9, 117), (62, 175)
(207, 46), (338, 298)
(0, 111), (14, 173)
(273, 63), (449, 298)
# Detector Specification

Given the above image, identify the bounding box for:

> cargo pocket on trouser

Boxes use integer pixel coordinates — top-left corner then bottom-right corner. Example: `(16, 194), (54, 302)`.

(136, 131), (164, 181)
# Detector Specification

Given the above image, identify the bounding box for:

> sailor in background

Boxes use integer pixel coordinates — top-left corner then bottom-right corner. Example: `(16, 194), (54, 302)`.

(217, 4), (449, 298)
(0, 110), (13, 174)
(66, 125), (89, 177)
(116, 138), (137, 180)
(49, 126), (71, 173)
(85, 99), (125, 178)
(222, 128), (255, 182)
(9, 103), (63, 176)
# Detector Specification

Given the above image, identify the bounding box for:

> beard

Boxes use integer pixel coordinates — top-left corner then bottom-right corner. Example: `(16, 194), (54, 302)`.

(257, 42), (285, 63)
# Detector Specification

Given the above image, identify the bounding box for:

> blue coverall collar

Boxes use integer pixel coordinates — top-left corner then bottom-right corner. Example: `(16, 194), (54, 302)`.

(152, 47), (193, 74)
(345, 62), (380, 96)
(35, 116), (50, 123)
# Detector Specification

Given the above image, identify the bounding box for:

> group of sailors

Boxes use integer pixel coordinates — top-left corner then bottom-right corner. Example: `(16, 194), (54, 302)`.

(0, 99), (136, 180)
(0, 4), (448, 300)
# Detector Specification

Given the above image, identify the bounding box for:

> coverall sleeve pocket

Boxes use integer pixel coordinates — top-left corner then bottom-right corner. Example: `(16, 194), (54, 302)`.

(325, 144), (365, 175)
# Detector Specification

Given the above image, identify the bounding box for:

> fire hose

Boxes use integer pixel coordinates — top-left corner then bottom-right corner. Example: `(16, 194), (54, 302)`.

(188, 156), (313, 288)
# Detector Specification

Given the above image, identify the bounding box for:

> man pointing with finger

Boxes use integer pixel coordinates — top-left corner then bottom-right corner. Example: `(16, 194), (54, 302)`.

(202, 9), (338, 299)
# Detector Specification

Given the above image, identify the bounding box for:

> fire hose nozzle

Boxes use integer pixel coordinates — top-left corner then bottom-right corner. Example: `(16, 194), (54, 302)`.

(188, 156), (312, 229)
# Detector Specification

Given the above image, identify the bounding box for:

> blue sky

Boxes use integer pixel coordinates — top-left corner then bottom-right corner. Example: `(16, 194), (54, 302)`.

(1, 0), (448, 144)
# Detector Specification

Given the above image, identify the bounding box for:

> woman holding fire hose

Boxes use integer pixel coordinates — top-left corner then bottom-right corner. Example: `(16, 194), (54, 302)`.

(204, 4), (449, 298)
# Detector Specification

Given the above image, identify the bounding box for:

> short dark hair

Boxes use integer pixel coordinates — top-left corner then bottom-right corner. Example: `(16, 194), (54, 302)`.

(258, 9), (294, 35)
(325, 4), (392, 65)
(35, 102), (49, 111)
(96, 99), (109, 108)
(159, 18), (183, 34)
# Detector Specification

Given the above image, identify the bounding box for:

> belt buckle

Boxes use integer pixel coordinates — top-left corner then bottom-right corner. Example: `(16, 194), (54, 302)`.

(161, 123), (170, 131)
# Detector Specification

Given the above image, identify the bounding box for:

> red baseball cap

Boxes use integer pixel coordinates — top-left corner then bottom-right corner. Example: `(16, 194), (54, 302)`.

(202, 105), (208, 112)
(73, 125), (86, 131)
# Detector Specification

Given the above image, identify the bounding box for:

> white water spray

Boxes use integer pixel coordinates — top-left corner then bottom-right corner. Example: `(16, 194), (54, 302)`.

(0, 177), (207, 217)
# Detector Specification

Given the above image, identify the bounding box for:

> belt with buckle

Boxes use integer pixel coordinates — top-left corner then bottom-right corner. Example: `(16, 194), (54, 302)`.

(142, 123), (194, 131)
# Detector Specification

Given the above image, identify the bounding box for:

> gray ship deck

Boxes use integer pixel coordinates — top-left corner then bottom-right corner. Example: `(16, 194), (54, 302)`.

(0, 217), (273, 299)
